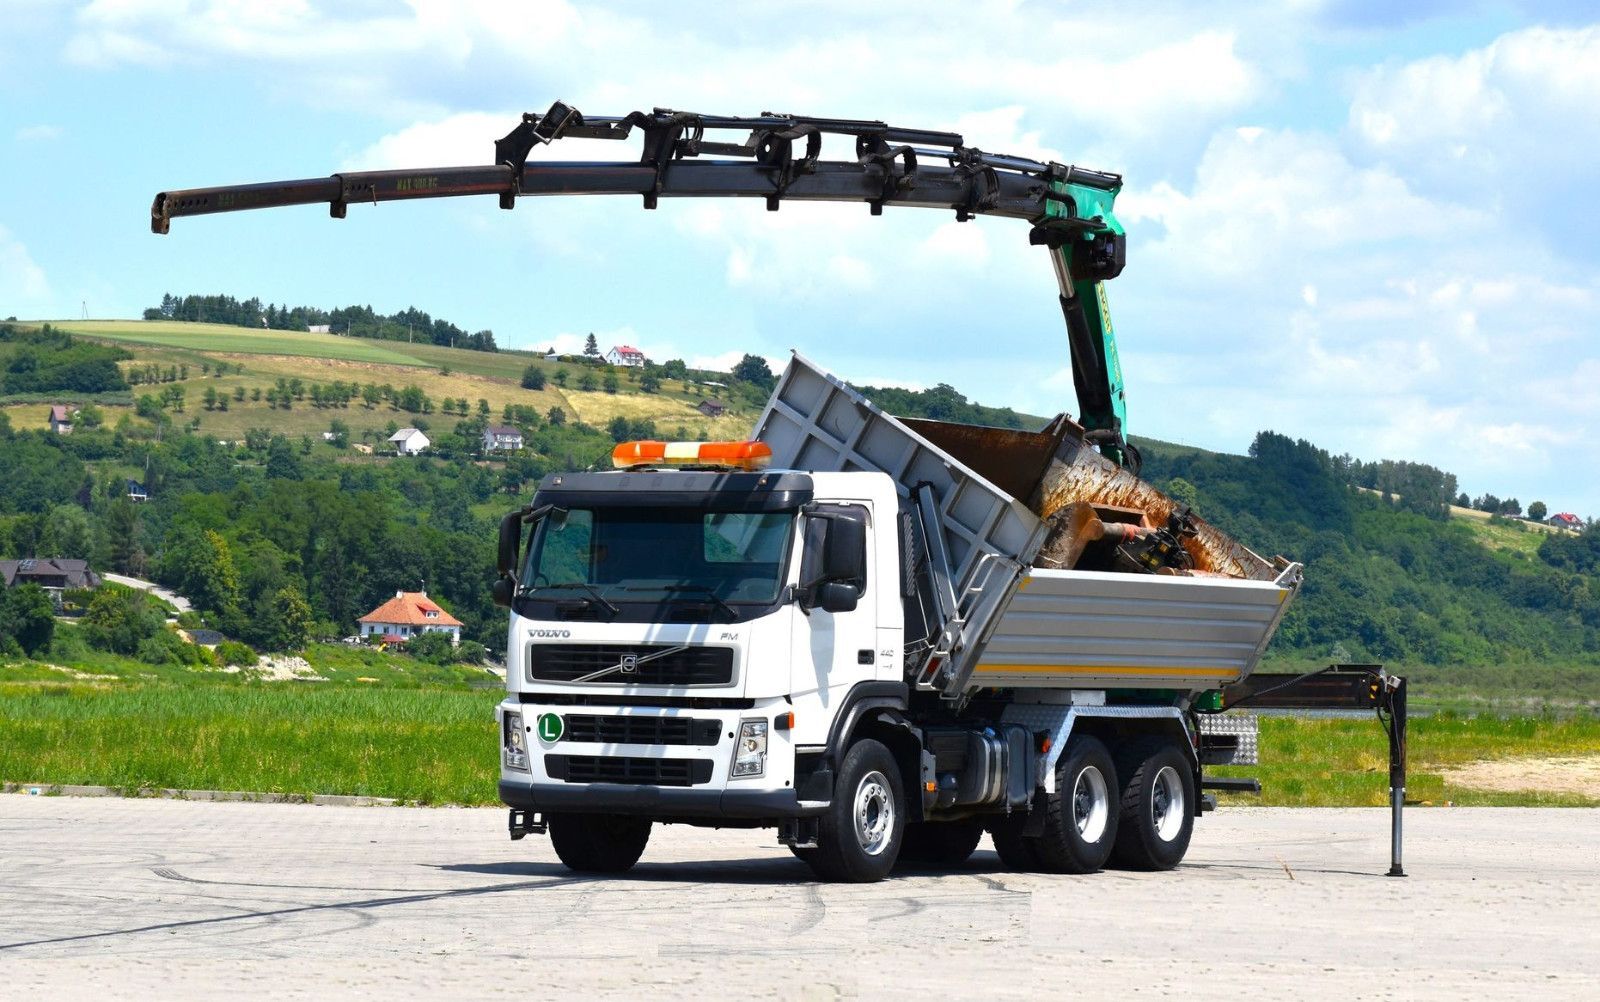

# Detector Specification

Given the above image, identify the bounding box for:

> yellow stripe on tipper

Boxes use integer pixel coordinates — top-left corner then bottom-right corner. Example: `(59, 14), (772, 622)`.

(975, 663), (1240, 680)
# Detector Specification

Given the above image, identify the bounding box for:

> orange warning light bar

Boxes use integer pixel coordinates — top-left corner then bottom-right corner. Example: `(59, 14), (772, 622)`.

(611, 440), (773, 470)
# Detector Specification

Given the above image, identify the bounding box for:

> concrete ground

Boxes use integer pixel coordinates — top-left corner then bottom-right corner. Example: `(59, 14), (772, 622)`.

(1, 798), (1594, 1000)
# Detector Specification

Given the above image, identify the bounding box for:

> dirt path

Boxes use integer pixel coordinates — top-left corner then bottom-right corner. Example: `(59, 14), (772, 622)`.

(1442, 755), (1600, 798)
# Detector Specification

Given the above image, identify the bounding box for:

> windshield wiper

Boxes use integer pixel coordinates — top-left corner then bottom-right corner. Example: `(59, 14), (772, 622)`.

(528, 581), (620, 617)
(657, 584), (739, 621)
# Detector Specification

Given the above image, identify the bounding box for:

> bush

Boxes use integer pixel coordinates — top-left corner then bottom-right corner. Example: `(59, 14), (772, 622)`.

(521, 365), (546, 390)
(215, 640), (258, 667)
(136, 629), (211, 667)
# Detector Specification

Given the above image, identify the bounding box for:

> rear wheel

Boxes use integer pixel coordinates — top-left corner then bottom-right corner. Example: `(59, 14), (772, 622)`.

(897, 820), (984, 869)
(547, 813), (651, 874)
(1031, 735), (1119, 874)
(806, 739), (903, 883)
(988, 813), (1042, 871)
(1109, 742), (1195, 871)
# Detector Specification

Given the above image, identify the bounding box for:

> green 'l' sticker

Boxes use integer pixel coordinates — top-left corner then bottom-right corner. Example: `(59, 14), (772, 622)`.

(537, 713), (564, 742)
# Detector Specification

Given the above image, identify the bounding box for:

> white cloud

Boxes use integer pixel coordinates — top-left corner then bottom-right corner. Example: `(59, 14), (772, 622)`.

(14, 124), (63, 142)
(0, 224), (52, 316)
(1347, 25), (1600, 207)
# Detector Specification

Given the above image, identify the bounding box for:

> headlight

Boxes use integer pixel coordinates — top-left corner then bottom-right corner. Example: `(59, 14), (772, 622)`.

(503, 711), (529, 771)
(731, 719), (768, 778)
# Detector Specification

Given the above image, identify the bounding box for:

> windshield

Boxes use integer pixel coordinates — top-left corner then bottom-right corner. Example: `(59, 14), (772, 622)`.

(521, 507), (796, 608)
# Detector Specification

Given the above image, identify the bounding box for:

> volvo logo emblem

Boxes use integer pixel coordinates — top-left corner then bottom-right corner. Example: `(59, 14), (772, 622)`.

(529, 629), (571, 638)
(620, 654), (638, 673)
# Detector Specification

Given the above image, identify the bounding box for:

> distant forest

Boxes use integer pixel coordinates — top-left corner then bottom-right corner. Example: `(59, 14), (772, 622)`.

(143, 293), (498, 353)
(1, 324), (130, 395)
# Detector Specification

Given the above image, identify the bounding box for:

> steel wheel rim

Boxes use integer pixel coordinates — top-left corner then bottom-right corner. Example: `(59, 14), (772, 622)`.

(1151, 765), (1185, 842)
(1071, 764), (1109, 843)
(853, 770), (895, 856)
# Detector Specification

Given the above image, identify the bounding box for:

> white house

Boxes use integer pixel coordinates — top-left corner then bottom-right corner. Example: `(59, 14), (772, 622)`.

(605, 344), (646, 368)
(482, 424), (524, 453)
(47, 405), (75, 435)
(358, 590), (462, 646)
(388, 428), (430, 455)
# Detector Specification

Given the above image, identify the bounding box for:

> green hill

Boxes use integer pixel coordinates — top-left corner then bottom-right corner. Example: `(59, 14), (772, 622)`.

(2, 318), (1596, 709)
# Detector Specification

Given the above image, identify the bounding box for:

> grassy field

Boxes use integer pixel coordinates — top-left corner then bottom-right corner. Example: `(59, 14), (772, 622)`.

(53, 320), (432, 365)
(1, 678), (1595, 807)
(1213, 712), (1600, 807)
(0, 684), (499, 805)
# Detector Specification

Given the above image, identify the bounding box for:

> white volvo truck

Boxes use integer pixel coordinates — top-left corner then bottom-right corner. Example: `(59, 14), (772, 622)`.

(494, 355), (1301, 882)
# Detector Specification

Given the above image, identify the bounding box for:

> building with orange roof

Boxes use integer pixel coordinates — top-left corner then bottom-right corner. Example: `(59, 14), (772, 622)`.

(357, 590), (463, 646)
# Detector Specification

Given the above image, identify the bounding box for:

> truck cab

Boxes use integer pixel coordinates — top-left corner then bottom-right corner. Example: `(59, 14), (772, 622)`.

(497, 456), (916, 880)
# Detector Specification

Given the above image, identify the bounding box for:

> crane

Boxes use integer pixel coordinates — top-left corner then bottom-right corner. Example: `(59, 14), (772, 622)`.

(152, 101), (1135, 467)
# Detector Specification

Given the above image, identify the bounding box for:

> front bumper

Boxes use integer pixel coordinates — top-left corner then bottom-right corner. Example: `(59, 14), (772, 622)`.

(498, 779), (819, 819)
(498, 697), (818, 822)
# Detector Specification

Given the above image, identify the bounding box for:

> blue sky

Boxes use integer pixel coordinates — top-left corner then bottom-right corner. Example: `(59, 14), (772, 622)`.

(3, 1), (1597, 515)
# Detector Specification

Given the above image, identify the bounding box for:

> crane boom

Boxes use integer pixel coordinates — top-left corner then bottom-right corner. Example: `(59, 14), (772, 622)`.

(150, 101), (1134, 465)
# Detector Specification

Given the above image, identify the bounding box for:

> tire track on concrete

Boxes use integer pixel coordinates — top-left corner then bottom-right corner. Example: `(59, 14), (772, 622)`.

(0, 875), (595, 953)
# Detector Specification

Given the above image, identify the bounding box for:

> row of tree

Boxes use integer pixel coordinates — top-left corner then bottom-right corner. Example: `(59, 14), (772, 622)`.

(143, 294), (498, 352)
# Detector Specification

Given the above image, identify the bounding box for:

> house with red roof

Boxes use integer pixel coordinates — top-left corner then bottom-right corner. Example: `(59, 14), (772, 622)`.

(47, 405), (75, 435)
(358, 590), (462, 646)
(1549, 512), (1583, 530)
(604, 344), (646, 368)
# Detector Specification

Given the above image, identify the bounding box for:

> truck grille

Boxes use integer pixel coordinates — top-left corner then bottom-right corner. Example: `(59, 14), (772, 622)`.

(527, 644), (735, 686)
(562, 714), (723, 747)
(545, 754), (714, 787)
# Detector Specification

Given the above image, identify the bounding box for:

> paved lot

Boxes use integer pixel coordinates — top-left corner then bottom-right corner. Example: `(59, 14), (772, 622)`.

(1, 797), (1594, 1000)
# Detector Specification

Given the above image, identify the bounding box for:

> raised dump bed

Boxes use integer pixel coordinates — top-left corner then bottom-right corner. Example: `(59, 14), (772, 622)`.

(754, 353), (1302, 695)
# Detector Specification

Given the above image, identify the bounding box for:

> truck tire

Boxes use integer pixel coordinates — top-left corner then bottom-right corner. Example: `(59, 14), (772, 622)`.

(547, 813), (651, 874)
(1109, 742), (1195, 871)
(897, 820), (983, 869)
(1031, 735), (1119, 874)
(988, 814), (1043, 871)
(806, 738), (903, 883)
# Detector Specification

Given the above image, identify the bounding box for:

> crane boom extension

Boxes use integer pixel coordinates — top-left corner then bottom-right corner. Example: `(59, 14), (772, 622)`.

(150, 102), (1134, 464)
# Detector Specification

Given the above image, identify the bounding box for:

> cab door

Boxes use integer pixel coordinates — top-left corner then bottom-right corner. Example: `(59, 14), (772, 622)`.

(789, 502), (878, 745)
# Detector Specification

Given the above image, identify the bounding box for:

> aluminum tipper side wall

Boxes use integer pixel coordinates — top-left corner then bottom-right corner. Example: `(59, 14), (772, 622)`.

(752, 353), (1303, 698)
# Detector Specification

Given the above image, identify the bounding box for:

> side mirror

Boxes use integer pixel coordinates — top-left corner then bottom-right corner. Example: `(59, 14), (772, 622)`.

(497, 508), (525, 577)
(491, 575), (515, 609)
(816, 580), (858, 614)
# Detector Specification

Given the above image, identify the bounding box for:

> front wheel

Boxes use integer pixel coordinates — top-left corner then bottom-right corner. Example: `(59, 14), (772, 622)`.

(807, 738), (904, 883)
(547, 813), (651, 874)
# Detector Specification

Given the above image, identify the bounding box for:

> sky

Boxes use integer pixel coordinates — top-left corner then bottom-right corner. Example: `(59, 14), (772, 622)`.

(2, 0), (1597, 514)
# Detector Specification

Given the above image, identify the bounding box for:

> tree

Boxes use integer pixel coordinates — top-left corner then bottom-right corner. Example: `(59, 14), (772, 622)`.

(105, 497), (142, 574)
(477, 398), (490, 418)
(1501, 497), (1521, 517)
(0, 583), (55, 656)
(661, 358), (688, 380)
(328, 419), (350, 449)
(1528, 501), (1548, 522)
(407, 630), (458, 664)
(521, 364), (546, 390)
(602, 371), (620, 394)
(639, 371), (661, 393)
(262, 586), (313, 651)
(41, 503), (93, 558)
(554, 370), (568, 388)
(546, 406), (566, 426)
(82, 586), (165, 654)
(361, 383), (380, 408)
(583, 332), (600, 357)
(733, 353), (775, 389)
(578, 372), (598, 392)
